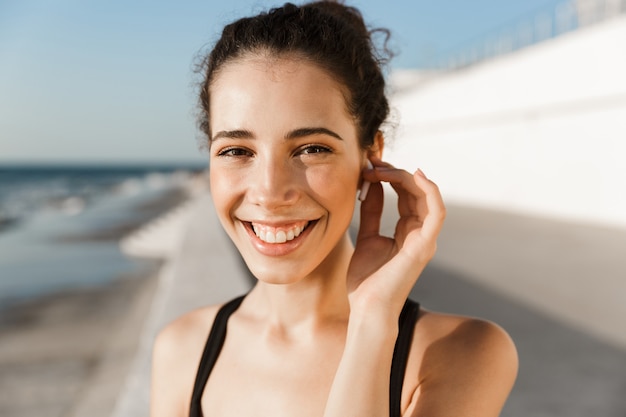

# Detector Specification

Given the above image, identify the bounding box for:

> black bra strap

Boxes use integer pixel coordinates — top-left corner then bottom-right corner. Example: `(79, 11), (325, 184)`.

(189, 295), (245, 416)
(389, 299), (420, 417)
(189, 295), (418, 417)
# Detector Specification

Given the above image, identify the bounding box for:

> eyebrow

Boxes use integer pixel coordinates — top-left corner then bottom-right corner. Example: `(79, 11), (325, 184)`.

(211, 129), (254, 141)
(211, 127), (343, 142)
(286, 127), (343, 141)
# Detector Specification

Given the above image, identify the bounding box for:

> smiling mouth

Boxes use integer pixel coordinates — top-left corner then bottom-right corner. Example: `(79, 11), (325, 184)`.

(248, 221), (313, 244)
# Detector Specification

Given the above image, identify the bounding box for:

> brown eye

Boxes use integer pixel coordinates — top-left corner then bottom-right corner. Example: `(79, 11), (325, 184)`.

(218, 147), (253, 157)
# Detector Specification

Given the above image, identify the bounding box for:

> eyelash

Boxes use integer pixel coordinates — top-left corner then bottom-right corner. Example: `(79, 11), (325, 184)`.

(216, 147), (252, 157)
(297, 144), (332, 155)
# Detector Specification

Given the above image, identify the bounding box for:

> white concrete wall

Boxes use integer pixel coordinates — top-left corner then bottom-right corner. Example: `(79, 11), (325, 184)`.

(387, 15), (626, 228)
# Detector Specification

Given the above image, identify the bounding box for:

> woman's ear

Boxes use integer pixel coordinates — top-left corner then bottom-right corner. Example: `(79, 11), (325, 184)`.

(368, 130), (384, 160)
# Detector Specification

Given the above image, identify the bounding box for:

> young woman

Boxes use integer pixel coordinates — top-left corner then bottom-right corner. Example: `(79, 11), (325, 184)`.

(151, 2), (518, 416)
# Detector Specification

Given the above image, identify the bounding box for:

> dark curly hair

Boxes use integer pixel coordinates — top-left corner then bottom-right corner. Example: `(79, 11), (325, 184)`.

(197, 1), (393, 149)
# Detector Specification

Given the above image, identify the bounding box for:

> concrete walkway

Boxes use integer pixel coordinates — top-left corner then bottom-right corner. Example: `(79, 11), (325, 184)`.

(112, 190), (626, 417)
(112, 192), (250, 417)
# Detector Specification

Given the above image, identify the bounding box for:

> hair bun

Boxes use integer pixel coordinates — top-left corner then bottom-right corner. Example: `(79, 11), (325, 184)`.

(306, 1), (369, 38)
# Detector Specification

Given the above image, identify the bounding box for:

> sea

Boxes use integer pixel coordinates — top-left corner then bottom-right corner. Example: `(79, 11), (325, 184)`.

(0, 163), (205, 310)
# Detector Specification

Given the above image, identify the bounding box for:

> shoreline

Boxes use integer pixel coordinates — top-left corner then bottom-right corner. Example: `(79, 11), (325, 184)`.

(0, 176), (204, 417)
(53, 186), (191, 244)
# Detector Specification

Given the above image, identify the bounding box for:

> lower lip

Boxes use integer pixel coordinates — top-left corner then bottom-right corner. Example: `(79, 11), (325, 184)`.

(243, 221), (316, 257)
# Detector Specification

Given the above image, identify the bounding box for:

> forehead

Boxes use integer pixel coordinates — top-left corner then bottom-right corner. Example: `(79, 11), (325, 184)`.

(209, 54), (355, 130)
(213, 52), (348, 92)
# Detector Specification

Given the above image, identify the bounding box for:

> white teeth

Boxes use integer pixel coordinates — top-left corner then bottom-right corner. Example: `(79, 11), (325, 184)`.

(251, 221), (309, 244)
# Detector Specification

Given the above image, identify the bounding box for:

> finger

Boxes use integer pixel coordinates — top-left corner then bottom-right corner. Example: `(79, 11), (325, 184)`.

(365, 167), (446, 242)
(357, 180), (384, 241)
(363, 167), (422, 218)
(362, 166), (420, 195)
(368, 155), (394, 169)
(412, 169), (446, 240)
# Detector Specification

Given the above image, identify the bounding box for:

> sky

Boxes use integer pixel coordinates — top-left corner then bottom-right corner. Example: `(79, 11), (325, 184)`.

(0, 0), (565, 165)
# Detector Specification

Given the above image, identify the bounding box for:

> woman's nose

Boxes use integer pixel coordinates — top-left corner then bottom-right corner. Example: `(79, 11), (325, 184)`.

(246, 159), (299, 208)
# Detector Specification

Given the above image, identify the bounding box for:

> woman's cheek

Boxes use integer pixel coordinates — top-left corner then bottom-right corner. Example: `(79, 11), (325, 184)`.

(209, 166), (243, 217)
(306, 165), (359, 202)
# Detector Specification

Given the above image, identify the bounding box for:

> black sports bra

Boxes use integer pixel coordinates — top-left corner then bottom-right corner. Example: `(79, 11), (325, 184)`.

(189, 295), (420, 417)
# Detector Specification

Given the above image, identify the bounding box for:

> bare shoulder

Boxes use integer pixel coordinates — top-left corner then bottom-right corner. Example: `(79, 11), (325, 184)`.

(413, 309), (518, 365)
(155, 303), (223, 357)
(150, 304), (223, 417)
(403, 309), (518, 417)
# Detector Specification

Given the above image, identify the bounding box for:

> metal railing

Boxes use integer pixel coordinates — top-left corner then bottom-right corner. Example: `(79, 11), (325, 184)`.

(434, 0), (626, 70)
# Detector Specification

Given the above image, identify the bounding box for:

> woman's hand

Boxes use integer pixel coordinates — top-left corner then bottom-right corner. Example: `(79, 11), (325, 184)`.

(347, 157), (446, 316)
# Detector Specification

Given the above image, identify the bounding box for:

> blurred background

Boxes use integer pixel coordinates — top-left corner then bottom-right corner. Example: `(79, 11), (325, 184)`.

(1, 0), (625, 416)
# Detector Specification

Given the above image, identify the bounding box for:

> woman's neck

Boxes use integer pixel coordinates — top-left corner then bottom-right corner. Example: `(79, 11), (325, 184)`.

(243, 233), (354, 333)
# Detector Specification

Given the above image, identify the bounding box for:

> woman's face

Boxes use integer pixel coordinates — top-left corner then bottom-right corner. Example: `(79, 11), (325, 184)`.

(208, 55), (367, 285)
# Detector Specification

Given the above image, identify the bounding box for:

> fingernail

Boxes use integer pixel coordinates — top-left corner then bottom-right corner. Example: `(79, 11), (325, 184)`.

(417, 168), (427, 178)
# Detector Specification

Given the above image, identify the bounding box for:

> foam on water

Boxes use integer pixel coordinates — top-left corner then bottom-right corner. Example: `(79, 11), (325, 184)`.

(0, 164), (204, 309)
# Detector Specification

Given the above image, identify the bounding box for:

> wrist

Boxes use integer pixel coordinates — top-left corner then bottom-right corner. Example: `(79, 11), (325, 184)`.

(347, 305), (399, 343)
(348, 290), (405, 322)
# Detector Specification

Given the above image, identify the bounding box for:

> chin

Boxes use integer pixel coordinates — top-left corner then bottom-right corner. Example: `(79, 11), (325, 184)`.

(246, 264), (304, 286)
